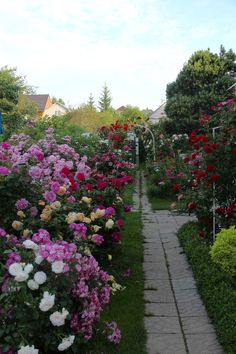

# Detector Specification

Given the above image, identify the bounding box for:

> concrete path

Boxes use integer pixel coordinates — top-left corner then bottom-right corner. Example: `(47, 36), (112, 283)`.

(133, 172), (224, 354)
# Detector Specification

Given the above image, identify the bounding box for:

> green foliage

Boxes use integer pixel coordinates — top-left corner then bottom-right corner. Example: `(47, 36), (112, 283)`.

(165, 46), (236, 134)
(118, 105), (144, 122)
(178, 222), (236, 354)
(210, 226), (236, 276)
(0, 66), (35, 137)
(51, 96), (65, 105)
(98, 83), (112, 112)
(67, 104), (118, 131)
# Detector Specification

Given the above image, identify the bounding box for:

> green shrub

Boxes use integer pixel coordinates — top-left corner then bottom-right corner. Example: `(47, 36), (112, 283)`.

(210, 226), (236, 276)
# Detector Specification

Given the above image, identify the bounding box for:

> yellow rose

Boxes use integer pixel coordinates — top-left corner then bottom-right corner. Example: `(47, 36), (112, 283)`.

(17, 210), (26, 218)
(83, 217), (91, 224)
(66, 212), (78, 224)
(23, 229), (32, 237)
(90, 212), (97, 221)
(81, 196), (92, 204)
(92, 225), (102, 233)
(40, 211), (52, 221)
(57, 186), (67, 196)
(95, 209), (106, 218)
(12, 220), (23, 230)
(50, 201), (61, 209)
(84, 247), (92, 256)
(76, 213), (85, 222)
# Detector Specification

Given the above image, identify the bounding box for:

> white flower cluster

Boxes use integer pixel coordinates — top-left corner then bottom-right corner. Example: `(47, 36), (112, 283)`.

(50, 308), (69, 326)
(105, 219), (114, 229)
(51, 260), (65, 274)
(171, 133), (188, 141)
(39, 291), (55, 312)
(8, 262), (33, 282)
(17, 345), (38, 354)
(58, 335), (75, 351)
(27, 271), (47, 290)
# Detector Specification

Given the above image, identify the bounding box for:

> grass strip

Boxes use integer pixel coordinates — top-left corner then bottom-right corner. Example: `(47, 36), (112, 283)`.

(177, 221), (236, 354)
(80, 211), (147, 354)
(149, 196), (185, 211)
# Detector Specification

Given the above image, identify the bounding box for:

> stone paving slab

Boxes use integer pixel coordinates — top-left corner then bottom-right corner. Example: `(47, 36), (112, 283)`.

(145, 289), (175, 303)
(186, 334), (224, 354)
(145, 303), (178, 317)
(182, 316), (215, 334)
(145, 316), (181, 334)
(147, 334), (186, 354)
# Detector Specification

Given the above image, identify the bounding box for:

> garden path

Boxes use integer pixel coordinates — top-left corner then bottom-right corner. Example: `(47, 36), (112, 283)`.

(133, 172), (224, 354)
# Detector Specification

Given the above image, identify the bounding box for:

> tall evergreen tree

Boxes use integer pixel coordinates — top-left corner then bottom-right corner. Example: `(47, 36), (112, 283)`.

(98, 83), (112, 112)
(164, 46), (236, 134)
(87, 93), (96, 110)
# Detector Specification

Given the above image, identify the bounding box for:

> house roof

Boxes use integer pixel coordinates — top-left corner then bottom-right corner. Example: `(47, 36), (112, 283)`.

(150, 101), (166, 121)
(53, 101), (67, 110)
(26, 95), (50, 112)
(116, 105), (126, 112)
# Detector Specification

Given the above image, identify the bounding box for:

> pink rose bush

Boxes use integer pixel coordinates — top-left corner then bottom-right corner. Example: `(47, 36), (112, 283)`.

(0, 123), (134, 352)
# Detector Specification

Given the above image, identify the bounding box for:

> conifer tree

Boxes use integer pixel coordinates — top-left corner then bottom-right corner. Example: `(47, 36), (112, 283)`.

(87, 93), (96, 110)
(98, 83), (112, 112)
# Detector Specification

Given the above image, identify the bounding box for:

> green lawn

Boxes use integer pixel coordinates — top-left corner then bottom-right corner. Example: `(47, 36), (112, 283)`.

(149, 196), (185, 211)
(80, 211), (147, 354)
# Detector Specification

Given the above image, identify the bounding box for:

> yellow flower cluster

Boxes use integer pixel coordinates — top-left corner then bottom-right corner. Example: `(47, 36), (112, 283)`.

(40, 201), (61, 222)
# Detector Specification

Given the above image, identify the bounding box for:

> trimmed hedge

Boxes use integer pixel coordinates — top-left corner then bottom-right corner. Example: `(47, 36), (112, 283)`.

(177, 222), (236, 354)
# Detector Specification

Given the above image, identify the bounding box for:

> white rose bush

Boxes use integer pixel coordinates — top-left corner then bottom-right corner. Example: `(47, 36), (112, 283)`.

(0, 228), (118, 353)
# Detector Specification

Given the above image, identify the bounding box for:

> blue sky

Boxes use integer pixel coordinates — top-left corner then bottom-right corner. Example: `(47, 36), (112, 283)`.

(0, 0), (235, 110)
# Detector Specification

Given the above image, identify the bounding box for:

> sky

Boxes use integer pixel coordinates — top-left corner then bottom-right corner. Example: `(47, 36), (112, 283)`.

(0, 0), (235, 110)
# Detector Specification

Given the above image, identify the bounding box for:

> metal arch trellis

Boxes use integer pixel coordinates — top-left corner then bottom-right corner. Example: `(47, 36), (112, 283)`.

(133, 124), (156, 163)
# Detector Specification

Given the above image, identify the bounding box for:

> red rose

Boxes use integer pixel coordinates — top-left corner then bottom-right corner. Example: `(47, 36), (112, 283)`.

(188, 201), (196, 210)
(206, 163), (215, 171)
(210, 174), (219, 182)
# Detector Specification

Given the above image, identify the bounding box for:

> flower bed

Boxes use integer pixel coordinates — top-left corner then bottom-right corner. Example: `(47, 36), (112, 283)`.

(0, 122), (135, 353)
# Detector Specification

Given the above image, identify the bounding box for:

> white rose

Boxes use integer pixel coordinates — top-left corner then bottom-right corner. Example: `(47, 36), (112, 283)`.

(23, 240), (38, 251)
(105, 219), (114, 229)
(34, 271), (47, 285)
(17, 345), (39, 354)
(27, 279), (39, 290)
(9, 262), (23, 276)
(15, 271), (29, 282)
(58, 335), (75, 351)
(50, 308), (69, 326)
(35, 254), (44, 265)
(51, 261), (65, 274)
(24, 263), (34, 274)
(39, 291), (55, 312)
